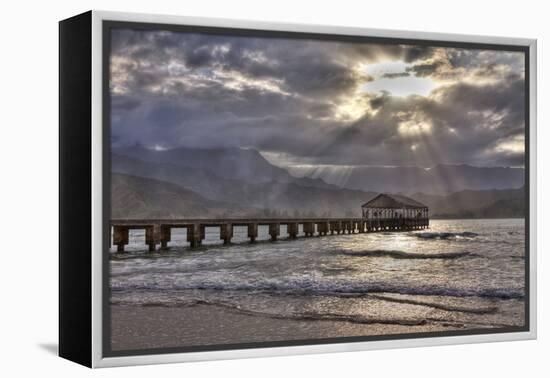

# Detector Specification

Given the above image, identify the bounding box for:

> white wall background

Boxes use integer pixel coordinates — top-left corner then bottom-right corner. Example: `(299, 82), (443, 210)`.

(0, 0), (546, 376)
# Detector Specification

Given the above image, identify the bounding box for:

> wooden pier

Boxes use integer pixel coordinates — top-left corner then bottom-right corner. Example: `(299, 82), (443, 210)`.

(110, 217), (429, 252)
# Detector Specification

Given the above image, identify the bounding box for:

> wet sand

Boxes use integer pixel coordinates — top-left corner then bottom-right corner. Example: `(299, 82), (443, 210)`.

(110, 303), (462, 351)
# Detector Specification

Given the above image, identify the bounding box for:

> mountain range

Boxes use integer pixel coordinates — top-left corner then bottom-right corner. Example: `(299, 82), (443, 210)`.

(111, 173), (255, 219)
(288, 164), (524, 194)
(411, 187), (525, 219)
(111, 145), (525, 219)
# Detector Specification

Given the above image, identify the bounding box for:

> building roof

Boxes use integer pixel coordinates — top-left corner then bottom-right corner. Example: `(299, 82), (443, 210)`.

(361, 193), (428, 209)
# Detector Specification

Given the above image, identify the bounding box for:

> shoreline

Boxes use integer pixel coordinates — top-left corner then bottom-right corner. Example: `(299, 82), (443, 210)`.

(110, 303), (467, 352)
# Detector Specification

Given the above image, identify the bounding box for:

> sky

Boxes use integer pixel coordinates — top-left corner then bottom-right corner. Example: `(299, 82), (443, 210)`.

(109, 28), (526, 170)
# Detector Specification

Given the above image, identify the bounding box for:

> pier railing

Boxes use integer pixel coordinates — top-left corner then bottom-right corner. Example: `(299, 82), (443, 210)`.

(110, 217), (429, 252)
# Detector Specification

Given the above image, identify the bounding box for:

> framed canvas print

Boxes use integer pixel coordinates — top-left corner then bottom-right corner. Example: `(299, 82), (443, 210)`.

(59, 10), (537, 368)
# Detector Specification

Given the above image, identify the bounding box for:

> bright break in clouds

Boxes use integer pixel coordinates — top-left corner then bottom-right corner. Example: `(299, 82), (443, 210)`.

(109, 28), (526, 170)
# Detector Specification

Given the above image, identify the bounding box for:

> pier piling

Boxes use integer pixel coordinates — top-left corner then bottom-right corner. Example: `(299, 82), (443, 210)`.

(187, 223), (204, 248)
(220, 223), (233, 245)
(248, 223), (258, 243)
(317, 221), (329, 236)
(288, 222), (299, 239)
(303, 222), (314, 237)
(160, 225), (171, 249)
(269, 223), (280, 241)
(145, 224), (160, 252)
(113, 226), (129, 252)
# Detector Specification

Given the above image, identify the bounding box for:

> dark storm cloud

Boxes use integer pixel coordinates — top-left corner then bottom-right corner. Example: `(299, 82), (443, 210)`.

(381, 72), (410, 79)
(402, 46), (435, 63)
(406, 61), (444, 77)
(110, 28), (526, 168)
(111, 30), (376, 101)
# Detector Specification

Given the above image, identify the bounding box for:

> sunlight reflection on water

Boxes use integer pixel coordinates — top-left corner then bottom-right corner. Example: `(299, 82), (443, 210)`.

(110, 219), (525, 329)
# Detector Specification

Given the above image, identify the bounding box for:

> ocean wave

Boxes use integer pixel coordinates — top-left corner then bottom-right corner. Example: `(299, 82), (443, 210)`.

(369, 294), (498, 314)
(111, 280), (524, 299)
(342, 249), (472, 259)
(412, 232), (479, 240)
(111, 297), (428, 326)
(278, 311), (427, 326)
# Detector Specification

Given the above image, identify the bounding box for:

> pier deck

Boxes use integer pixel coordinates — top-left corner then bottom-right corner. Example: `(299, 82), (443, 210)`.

(110, 217), (429, 252)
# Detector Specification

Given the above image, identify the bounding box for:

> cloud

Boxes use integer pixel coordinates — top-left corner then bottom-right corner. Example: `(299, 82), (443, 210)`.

(109, 28), (526, 168)
(406, 61), (444, 77)
(381, 72), (410, 78)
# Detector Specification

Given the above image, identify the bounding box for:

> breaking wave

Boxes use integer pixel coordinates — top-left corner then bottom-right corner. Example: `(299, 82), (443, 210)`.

(369, 294), (498, 314)
(111, 280), (524, 299)
(341, 249), (472, 259)
(111, 297), (428, 326)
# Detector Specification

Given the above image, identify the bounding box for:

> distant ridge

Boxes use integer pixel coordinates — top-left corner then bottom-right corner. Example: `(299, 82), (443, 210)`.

(114, 144), (335, 189)
(111, 145), (525, 219)
(289, 164), (524, 194)
(410, 187), (525, 219)
(111, 152), (377, 217)
(111, 173), (255, 219)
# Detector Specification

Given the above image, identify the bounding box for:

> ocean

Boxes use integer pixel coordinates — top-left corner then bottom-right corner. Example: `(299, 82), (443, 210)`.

(110, 219), (525, 340)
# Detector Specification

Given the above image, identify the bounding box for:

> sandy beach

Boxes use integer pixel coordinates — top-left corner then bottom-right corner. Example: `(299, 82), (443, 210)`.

(110, 303), (464, 351)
